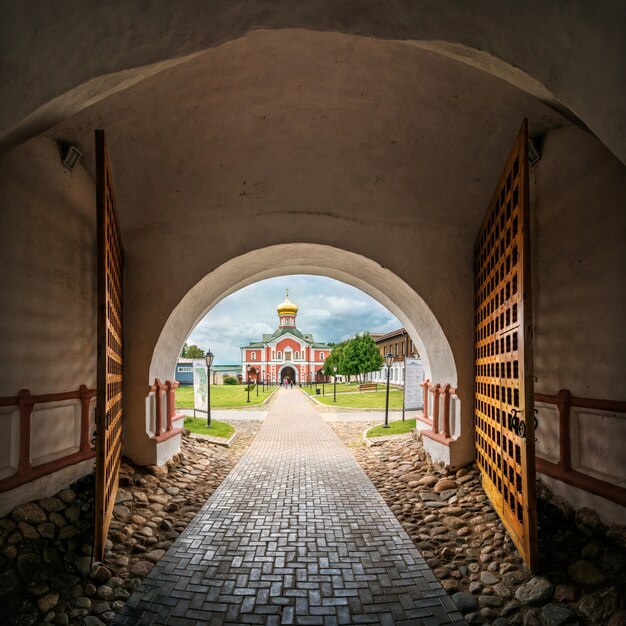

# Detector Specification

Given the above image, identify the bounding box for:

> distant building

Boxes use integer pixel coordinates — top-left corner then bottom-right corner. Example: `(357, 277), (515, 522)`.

(212, 364), (242, 384)
(240, 290), (331, 384)
(174, 358), (195, 385)
(366, 328), (420, 386)
(175, 359), (241, 385)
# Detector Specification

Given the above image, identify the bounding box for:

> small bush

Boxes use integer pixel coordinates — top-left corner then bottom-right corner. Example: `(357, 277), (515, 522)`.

(223, 375), (238, 385)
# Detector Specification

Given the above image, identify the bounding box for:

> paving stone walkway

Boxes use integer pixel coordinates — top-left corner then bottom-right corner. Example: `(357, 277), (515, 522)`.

(115, 389), (465, 626)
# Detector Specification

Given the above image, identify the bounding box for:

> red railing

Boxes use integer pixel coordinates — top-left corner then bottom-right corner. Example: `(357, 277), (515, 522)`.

(149, 379), (184, 443)
(0, 386), (96, 493)
(535, 389), (626, 507)
(418, 380), (456, 444)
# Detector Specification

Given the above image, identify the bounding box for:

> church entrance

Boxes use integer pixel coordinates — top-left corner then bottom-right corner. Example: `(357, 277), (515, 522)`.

(280, 366), (296, 384)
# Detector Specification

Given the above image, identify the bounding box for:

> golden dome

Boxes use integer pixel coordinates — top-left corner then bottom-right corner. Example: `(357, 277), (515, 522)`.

(277, 289), (298, 316)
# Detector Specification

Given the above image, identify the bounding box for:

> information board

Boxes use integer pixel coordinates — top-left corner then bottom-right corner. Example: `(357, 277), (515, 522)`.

(193, 359), (208, 412)
(404, 357), (424, 410)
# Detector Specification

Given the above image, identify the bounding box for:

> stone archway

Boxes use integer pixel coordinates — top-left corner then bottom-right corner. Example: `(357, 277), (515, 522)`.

(2, 4), (624, 163)
(135, 243), (468, 468)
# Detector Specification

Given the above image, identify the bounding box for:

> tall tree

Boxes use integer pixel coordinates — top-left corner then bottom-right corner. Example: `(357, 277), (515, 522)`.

(324, 335), (383, 382)
(180, 343), (205, 358)
(323, 341), (345, 377)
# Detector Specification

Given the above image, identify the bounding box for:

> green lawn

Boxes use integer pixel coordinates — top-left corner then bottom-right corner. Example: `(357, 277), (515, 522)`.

(301, 382), (403, 396)
(183, 417), (235, 438)
(367, 418), (416, 438)
(176, 384), (275, 408)
(301, 382), (361, 396)
(313, 388), (404, 409)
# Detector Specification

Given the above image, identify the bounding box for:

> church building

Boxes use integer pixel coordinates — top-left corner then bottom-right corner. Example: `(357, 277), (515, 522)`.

(240, 291), (331, 384)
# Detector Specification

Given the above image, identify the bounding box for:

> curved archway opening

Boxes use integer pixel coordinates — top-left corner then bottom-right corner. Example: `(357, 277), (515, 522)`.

(133, 243), (471, 468)
(150, 244), (457, 391)
(279, 366), (297, 384)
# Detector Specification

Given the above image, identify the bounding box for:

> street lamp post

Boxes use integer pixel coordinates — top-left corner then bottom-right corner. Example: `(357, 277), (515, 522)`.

(246, 365), (251, 403)
(333, 365), (338, 402)
(256, 371), (259, 396)
(262, 377), (265, 392)
(205, 350), (214, 427)
(383, 352), (394, 428)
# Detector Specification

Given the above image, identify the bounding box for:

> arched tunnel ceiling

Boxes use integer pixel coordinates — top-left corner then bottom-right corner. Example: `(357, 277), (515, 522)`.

(2, 1), (625, 163)
(45, 29), (571, 243)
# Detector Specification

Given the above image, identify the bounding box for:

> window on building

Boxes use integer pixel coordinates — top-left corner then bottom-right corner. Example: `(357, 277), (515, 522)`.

(178, 366), (192, 373)
(251, 352), (256, 360)
(295, 351), (299, 359)
(277, 351), (282, 359)
(320, 353), (325, 360)
(272, 350), (275, 359)
(401, 341), (405, 355)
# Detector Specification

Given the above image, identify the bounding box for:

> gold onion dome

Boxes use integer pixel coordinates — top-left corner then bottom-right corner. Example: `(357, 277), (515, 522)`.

(277, 289), (298, 315)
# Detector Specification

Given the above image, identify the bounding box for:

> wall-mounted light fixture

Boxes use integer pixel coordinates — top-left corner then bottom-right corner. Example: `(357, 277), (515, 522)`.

(528, 138), (541, 166)
(62, 145), (82, 170)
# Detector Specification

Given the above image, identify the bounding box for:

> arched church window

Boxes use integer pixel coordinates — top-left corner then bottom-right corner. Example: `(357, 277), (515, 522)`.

(320, 353), (325, 360)
(295, 351), (299, 359)
(251, 352), (256, 360)
(277, 351), (282, 359)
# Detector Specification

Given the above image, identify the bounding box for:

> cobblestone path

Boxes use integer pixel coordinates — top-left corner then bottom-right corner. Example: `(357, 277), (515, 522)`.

(116, 389), (465, 626)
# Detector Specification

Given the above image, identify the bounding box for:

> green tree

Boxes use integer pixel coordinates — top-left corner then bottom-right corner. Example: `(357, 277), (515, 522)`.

(355, 333), (384, 380)
(327, 334), (383, 382)
(324, 341), (345, 377)
(180, 343), (205, 358)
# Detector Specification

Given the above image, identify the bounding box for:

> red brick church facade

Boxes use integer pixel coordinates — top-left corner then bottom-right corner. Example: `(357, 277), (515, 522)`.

(240, 291), (330, 384)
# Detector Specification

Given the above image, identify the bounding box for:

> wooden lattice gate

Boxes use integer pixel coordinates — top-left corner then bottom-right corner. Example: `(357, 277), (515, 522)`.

(473, 120), (537, 569)
(95, 130), (124, 561)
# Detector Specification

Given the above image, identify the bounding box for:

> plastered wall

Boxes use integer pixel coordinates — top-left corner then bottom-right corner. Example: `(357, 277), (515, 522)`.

(0, 137), (96, 397)
(531, 127), (626, 524)
(2, 3), (624, 164)
(0, 137), (96, 510)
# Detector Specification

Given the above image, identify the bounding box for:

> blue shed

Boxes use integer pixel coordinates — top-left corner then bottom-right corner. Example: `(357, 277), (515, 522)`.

(175, 358), (195, 385)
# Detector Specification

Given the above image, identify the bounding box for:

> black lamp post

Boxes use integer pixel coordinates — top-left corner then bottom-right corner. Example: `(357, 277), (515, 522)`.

(262, 377), (265, 392)
(383, 352), (394, 428)
(205, 350), (214, 427)
(256, 370), (259, 396)
(333, 365), (338, 402)
(246, 365), (251, 403)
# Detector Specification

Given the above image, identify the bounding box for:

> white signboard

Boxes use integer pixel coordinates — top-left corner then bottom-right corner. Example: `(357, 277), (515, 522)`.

(404, 357), (424, 411)
(193, 359), (208, 412)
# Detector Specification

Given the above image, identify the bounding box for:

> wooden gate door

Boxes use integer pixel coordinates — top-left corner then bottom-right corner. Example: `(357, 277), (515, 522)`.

(473, 120), (537, 569)
(95, 130), (124, 561)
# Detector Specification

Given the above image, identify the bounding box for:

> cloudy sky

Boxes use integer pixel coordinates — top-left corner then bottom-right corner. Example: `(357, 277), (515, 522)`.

(187, 275), (401, 364)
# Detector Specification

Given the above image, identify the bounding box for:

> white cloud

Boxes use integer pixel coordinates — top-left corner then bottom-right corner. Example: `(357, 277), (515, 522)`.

(187, 275), (401, 364)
